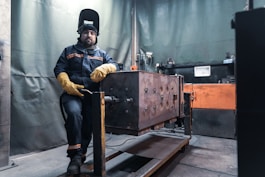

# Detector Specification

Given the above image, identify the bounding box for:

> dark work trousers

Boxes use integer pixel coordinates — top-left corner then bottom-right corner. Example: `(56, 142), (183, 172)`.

(61, 92), (93, 155)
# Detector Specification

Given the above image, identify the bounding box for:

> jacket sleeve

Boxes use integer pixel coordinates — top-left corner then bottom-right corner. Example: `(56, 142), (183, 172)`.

(54, 48), (69, 78)
(102, 51), (119, 71)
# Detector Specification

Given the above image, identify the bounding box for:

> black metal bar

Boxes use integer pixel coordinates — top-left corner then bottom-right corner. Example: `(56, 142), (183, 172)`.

(92, 92), (106, 177)
(184, 93), (192, 136)
(248, 0), (254, 10)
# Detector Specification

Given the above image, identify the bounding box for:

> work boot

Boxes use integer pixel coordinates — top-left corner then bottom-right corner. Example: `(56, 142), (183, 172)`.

(67, 149), (82, 175)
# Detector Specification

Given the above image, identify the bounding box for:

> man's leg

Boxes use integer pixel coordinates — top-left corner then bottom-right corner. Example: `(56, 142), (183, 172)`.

(62, 93), (83, 175)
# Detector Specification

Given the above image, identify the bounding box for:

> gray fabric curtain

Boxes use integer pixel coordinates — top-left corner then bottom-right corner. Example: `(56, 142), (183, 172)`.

(10, 0), (265, 155)
(11, 0), (132, 155)
(136, 0), (251, 68)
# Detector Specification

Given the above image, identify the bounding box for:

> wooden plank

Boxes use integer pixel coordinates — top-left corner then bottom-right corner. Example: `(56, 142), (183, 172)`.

(184, 83), (236, 110)
(120, 134), (188, 160)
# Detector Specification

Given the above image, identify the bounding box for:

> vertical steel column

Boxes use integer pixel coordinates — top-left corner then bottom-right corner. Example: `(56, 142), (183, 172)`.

(131, 0), (137, 67)
(235, 8), (265, 177)
(0, 0), (11, 168)
(92, 92), (106, 177)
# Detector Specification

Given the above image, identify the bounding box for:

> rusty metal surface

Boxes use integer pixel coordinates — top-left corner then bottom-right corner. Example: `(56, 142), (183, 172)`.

(117, 134), (189, 177)
(100, 71), (184, 135)
(119, 134), (188, 159)
(183, 83), (236, 110)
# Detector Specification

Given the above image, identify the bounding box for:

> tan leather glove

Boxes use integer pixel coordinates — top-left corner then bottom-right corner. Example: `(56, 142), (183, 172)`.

(57, 72), (84, 97)
(90, 63), (116, 82)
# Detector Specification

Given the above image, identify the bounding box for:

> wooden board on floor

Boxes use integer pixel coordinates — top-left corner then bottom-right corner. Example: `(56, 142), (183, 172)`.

(108, 134), (190, 177)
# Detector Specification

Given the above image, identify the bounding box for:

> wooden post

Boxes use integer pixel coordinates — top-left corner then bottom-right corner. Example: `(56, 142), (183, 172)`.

(92, 92), (106, 177)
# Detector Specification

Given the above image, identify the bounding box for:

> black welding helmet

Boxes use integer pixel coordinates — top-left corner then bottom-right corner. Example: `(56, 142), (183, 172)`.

(77, 9), (99, 36)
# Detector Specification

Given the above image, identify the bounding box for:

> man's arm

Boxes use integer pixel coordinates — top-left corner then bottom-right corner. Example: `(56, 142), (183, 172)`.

(90, 50), (118, 83)
(54, 49), (84, 96)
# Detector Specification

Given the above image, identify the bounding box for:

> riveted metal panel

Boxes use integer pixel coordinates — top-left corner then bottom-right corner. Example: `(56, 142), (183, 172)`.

(101, 71), (183, 135)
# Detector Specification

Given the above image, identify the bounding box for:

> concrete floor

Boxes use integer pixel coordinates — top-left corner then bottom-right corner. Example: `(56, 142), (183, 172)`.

(0, 129), (237, 177)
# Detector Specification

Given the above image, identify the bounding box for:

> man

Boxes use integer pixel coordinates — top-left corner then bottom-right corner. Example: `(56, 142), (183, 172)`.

(54, 11), (118, 175)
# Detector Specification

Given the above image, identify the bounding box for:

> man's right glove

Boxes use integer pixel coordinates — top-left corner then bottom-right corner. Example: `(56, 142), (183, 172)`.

(57, 72), (84, 97)
(90, 63), (116, 83)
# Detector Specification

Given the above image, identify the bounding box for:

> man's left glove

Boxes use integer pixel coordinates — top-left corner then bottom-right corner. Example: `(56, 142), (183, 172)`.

(57, 72), (84, 97)
(90, 63), (116, 82)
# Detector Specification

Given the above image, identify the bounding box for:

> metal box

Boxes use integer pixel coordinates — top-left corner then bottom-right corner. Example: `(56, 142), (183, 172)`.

(100, 71), (184, 135)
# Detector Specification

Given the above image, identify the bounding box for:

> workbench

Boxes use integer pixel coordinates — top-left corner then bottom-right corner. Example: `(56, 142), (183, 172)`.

(184, 83), (236, 139)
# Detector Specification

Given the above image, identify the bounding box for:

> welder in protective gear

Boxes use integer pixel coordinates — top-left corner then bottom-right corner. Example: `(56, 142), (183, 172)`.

(54, 21), (118, 175)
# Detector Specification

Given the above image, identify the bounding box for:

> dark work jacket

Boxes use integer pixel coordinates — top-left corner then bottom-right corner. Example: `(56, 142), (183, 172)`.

(54, 41), (118, 91)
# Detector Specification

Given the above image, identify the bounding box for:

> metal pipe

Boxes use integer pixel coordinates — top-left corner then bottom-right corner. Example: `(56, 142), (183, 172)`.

(131, 0), (137, 67)
(104, 96), (120, 103)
